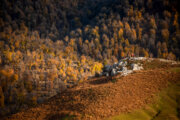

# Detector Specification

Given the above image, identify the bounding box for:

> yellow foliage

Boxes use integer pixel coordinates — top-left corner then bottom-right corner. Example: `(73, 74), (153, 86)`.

(167, 52), (176, 60)
(137, 11), (142, 19)
(8, 68), (14, 75)
(157, 48), (162, 58)
(173, 12), (178, 27)
(79, 78), (84, 83)
(118, 28), (123, 39)
(69, 38), (75, 47)
(48, 51), (55, 57)
(65, 46), (73, 54)
(143, 49), (149, 57)
(32, 51), (37, 59)
(48, 72), (58, 81)
(15, 40), (20, 49)
(161, 29), (169, 41)
(124, 47), (129, 53)
(66, 66), (73, 76)
(0, 69), (7, 77)
(0, 69), (14, 78)
(67, 59), (72, 65)
(39, 73), (44, 81)
(92, 27), (99, 37)
(131, 29), (137, 41)
(125, 39), (130, 46)
(16, 50), (22, 57)
(162, 52), (168, 59)
(24, 80), (33, 92)
(80, 55), (86, 65)
(119, 21), (124, 28)
(150, 18), (157, 29)
(66, 66), (79, 81)
(80, 68), (84, 74)
(121, 51), (125, 58)
(59, 69), (66, 77)
(91, 62), (103, 74)
(39, 52), (44, 60)
(64, 79), (67, 84)
(125, 22), (131, 31)
(11, 74), (18, 83)
(11, 50), (22, 63)
(60, 59), (66, 70)
(31, 96), (37, 106)
(136, 25), (142, 40)
(48, 58), (59, 66)
(103, 59), (108, 66)
(114, 47), (118, 57)
(0, 69), (18, 101)
(4, 51), (13, 62)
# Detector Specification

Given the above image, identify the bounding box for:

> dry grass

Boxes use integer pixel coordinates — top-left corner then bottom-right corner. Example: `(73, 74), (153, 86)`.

(3, 62), (180, 120)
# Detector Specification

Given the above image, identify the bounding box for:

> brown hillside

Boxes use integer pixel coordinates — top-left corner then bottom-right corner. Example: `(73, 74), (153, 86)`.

(3, 62), (180, 120)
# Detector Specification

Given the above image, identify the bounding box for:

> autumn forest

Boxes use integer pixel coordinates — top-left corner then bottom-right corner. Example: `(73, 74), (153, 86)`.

(0, 0), (180, 116)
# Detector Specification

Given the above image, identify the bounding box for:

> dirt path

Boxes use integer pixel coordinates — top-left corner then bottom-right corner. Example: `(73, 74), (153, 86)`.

(3, 67), (180, 120)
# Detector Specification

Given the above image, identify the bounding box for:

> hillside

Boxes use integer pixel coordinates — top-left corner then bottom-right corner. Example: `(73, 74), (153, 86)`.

(2, 59), (180, 120)
(0, 0), (180, 117)
(1, 0), (180, 59)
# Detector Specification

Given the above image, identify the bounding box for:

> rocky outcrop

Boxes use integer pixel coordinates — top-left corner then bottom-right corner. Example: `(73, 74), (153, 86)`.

(131, 63), (143, 71)
(101, 57), (144, 77)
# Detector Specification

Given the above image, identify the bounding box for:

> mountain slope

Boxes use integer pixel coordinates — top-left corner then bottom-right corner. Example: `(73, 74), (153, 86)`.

(3, 60), (180, 120)
(0, 0), (180, 59)
(0, 0), (180, 117)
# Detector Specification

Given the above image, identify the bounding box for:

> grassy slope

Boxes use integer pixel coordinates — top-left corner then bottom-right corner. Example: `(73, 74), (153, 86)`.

(108, 67), (180, 120)
(3, 60), (180, 120)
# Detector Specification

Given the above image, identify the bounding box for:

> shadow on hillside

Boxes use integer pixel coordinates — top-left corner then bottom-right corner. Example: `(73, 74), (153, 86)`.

(61, 102), (85, 112)
(45, 99), (84, 120)
(89, 76), (112, 85)
(45, 81), (105, 120)
(46, 113), (76, 120)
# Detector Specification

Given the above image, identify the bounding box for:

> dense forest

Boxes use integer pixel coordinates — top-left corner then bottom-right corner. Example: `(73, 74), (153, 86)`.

(0, 0), (180, 116)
